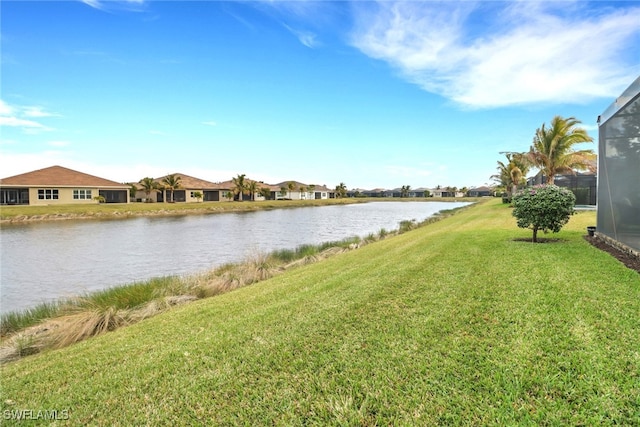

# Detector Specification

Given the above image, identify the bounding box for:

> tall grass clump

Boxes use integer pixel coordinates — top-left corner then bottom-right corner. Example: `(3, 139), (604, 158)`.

(398, 219), (418, 233)
(1, 277), (184, 337)
(74, 276), (186, 311)
(248, 252), (277, 282)
(1, 301), (66, 336)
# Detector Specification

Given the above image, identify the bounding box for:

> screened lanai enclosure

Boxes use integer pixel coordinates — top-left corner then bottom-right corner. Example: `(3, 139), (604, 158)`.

(597, 76), (640, 253)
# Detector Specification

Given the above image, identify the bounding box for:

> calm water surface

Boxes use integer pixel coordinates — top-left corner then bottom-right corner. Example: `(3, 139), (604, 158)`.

(0, 201), (469, 313)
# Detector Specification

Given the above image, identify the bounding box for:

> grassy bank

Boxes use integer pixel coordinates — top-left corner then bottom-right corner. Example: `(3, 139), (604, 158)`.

(1, 208), (458, 357)
(0, 197), (473, 223)
(0, 237), (366, 340)
(1, 199), (638, 425)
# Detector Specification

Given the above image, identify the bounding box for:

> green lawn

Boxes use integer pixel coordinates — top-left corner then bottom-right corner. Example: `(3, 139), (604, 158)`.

(1, 199), (638, 425)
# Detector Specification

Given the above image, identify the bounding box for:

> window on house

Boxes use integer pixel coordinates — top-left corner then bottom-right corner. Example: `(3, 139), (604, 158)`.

(73, 189), (92, 200)
(38, 189), (59, 200)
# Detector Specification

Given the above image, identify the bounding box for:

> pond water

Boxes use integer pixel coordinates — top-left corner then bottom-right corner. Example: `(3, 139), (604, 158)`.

(0, 201), (469, 313)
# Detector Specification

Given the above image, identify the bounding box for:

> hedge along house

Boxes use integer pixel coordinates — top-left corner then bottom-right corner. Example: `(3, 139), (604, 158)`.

(0, 165), (129, 205)
(597, 76), (640, 254)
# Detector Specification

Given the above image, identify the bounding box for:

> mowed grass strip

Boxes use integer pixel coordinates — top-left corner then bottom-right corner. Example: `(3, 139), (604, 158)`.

(1, 199), (638, 425)
(0, 198), (364, 221)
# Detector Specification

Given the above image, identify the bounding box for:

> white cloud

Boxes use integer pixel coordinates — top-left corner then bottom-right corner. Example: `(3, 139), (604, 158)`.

(0, 152), (70, 179)
(81, 0), (103, 10)
(0, 100), (55, 132)
(0, 116), (52, 131)
(81, 0), (146, 12)
(351, 1), (640, 108)
(201, 121), (217, 127)
(0, 100), (14, 116)
(283, 24), (319, 48)
(23, 106), (60, 118)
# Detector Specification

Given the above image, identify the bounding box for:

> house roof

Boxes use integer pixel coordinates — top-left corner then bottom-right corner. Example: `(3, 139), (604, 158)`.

(257, 182), (282, 191)
(310, 184), (334, 192)
(273, 181), (334, 192)
(150, 173), (227, 190)
(215, 179), (281, 191)
(274, 180), (310, 190)
(0, 165), (128, 188)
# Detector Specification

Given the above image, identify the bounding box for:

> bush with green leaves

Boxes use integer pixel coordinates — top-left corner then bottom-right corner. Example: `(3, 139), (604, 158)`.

(512, 184), (576, 242)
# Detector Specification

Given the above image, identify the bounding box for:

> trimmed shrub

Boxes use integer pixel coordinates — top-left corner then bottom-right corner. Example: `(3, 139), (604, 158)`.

(512, 185), (576, 242)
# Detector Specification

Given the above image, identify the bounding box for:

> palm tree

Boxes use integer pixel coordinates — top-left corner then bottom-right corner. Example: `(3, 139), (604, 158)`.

(335, 182), (347, 198)
(232, 174), (247, 201)
(162, 174), (182, 203)
(400, 185), (411, 198)
(492, 152), (530, 197)
(287, 181), (296, 199)
(259, 187), (272, 200)
(527, 116), (596, 185)
(307, 184), (316, 200)
(138, 177), (159, 202)
(247, 180), (259, 201)
(128, 183), (138, 201)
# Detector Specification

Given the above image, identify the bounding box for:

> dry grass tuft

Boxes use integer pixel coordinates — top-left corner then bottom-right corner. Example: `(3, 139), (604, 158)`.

(248, 252), (278, 282)
(49, 306), (128, 349)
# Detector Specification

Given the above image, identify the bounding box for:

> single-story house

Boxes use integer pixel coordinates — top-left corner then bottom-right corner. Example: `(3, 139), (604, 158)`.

(347, 188), (393, 197)
(0, 165), (130, 205)
(274, 181), (334, 200)
(467, 186), (494, 197)
(135, 173), (231, 203)
(347, 188), (370, 198)
(387, 187), (419, 198)
(312, 185), (334, 200)
(366, 188), (389, 197)
(431, 188), (463, 198)
(413, 187), (430, 198)
(214, 179), (280, 201)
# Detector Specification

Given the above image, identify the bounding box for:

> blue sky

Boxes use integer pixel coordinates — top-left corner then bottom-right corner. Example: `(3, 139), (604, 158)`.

(1, 1), (639, 190)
